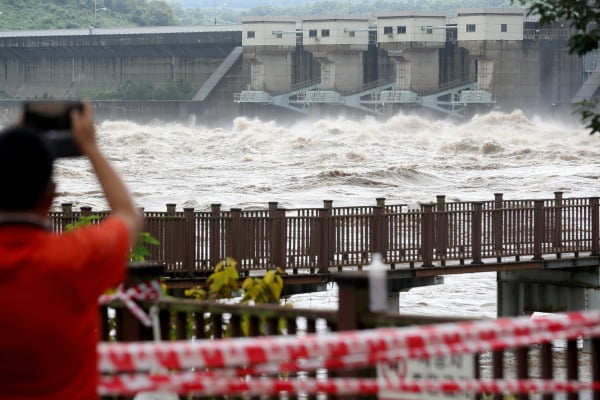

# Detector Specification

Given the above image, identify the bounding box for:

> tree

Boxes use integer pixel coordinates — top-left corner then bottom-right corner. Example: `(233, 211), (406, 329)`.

(517, 0), (600, 133)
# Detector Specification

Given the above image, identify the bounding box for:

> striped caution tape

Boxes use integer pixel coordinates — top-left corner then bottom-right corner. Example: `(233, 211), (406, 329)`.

(98, 280), (163, 327)
(98, 309), (600, 372)
(98, 375), (600, 396)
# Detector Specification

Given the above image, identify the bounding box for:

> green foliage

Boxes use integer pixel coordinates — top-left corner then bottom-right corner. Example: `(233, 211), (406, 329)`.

(515, 0), (600, 134)
(0, 0), (515, 29)
(64, 214), (159, 262)
(517, 0), (600, 56)
(184, 259), (287, 337)
(241, 267), (285, 304)
(184, 258), (285, 304)
(184, 258), (241, 300)
(206, 258), (240, 299)
(576, 100), (600, 135)
(0, 0), (177, 30)
(64, 214), (100, 231)
(79, 79), (196, 100)
(130, 231), (160, 262)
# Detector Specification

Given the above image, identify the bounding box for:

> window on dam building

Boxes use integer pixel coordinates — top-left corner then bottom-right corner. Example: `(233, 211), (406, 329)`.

(247, 31), (255, 38)
(321, 29), (330, 37)
(501, 23), (507, 32)
(384, 26), (393, 35)
(397, 26), (406, 34)
(309, 29), (317, 37)
(466, 24), (476, 32)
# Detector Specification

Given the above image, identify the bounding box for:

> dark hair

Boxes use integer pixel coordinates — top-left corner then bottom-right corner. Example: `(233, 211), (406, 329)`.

(0, 125), (54, 211)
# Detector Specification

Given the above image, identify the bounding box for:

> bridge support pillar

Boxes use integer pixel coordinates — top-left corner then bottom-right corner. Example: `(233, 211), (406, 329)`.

(497, 280), (523, 318)
(388, 291), (400, 314)
(497, 266), (600, 318)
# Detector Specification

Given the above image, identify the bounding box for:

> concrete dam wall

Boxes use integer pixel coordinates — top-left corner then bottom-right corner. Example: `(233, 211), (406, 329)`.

(0, 24), (586, 123)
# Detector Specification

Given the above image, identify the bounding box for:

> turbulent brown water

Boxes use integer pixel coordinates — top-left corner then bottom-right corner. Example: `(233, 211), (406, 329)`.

(47, 109), (600, 321)
(52, 109), (600, 213)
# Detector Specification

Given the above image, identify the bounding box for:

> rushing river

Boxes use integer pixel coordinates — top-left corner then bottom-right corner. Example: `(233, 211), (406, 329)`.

(50, 109), (600, 318)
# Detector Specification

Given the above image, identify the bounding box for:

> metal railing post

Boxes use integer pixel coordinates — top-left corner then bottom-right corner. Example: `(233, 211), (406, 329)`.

(567, 339), (579, 400)
(492, 350), (504, 400)
(493, 193), (503, 261)
(335, 272), (370, 330)
(115, 263), (163, 342)
(166, 203), (176, 215)
(436, 195), (448, 264)
(184, 207), (195, 275)
(471, 202), (483, 265)
(229, 208), (242, 269)
(376, 198), (388, 258)
(277, 208), (287, 269)
(592, 337), (600, 400)
(553, 191), (563, 255)
(268, 201), (278, 215)
(421, 204), (434, 267)
(61, 203), (72, 230)
(516, 346), (530, 400)
(270, 207), (287, 269)
(371, 206), (384, 255)
(533, 200), (545, 260)
(80, 206), (92, 217)
(318, 208), (331, 274)
(541, 342), (553, 400)
(591, 197), (600, 256)
(209, 203), (221, 268)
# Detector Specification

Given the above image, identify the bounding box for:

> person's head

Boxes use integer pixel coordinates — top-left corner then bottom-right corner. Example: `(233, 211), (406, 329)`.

(0, 125), (55, 213)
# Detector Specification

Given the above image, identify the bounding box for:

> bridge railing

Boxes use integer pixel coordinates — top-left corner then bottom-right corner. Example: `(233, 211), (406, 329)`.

(52, 192), (600, 274)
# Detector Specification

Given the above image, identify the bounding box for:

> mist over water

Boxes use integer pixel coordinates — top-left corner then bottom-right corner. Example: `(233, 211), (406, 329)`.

(53, 109), (600, 212)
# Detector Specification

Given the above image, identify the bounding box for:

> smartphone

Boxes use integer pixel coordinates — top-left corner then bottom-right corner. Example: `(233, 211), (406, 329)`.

(22, 101), (83, 157)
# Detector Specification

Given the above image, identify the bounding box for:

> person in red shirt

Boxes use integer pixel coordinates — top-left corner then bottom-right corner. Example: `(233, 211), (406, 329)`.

(0, 102), (143, 399)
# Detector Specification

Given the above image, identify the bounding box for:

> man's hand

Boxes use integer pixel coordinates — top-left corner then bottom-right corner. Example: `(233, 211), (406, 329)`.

(69, 100), (143, 246)
(70, 101), (98, 156)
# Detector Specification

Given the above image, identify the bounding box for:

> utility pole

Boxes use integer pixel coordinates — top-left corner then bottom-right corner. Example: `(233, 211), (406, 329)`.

(348, 0), (351, 14)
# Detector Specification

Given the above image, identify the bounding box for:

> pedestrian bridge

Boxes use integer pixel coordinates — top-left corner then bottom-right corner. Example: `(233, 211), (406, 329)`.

(53, 192), (600, 316)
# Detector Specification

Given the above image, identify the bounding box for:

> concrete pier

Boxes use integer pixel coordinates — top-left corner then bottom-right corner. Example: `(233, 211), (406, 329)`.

(242, 17), (297, 92)
(498, 266), (600, 317)
(378, 12), (447, 92)
(302, 16), (370, 92)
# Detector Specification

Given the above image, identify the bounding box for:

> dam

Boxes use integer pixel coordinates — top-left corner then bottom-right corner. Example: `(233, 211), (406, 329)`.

(0, 8), (591, 122)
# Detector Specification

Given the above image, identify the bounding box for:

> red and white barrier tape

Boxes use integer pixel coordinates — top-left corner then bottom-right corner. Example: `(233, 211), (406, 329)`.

(135, 324), (600, 379)
(98, 375), (600, 396)
(98, 280), (163, 327)
(98, 309), (600, 372)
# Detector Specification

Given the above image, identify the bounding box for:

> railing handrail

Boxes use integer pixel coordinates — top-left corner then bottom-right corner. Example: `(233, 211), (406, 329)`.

(523, 28), (570, 40)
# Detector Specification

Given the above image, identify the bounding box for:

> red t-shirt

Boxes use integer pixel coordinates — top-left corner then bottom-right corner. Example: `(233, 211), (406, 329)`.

(0, 217), (129, 400)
